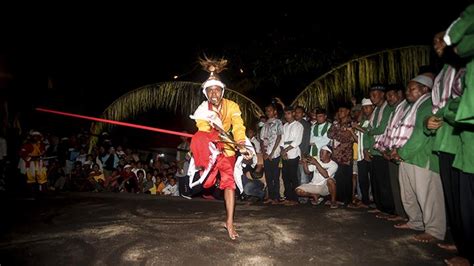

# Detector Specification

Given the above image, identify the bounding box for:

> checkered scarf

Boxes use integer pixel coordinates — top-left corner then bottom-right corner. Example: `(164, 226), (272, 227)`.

(432, 65), (465, 113)
(377, 93), (431, 149)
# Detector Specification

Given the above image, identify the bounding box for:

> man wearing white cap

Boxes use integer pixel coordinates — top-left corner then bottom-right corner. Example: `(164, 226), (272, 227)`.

(351, 98), (374, 208)
(391, 75), (446, 244)
(188, 57), (252, 240)
(297, 146), (338, 208)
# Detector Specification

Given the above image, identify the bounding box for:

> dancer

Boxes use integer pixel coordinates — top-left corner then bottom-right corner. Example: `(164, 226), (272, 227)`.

(188, 57), (253, 240)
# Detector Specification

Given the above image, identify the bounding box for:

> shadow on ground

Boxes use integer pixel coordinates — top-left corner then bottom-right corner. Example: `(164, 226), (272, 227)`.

(0, 192), (452, 265)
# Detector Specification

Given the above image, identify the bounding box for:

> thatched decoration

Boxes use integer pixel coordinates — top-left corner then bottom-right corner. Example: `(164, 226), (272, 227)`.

(198, 56), (228, 76)
(291, 45), (430, 112)
(89, 81), (263, 150)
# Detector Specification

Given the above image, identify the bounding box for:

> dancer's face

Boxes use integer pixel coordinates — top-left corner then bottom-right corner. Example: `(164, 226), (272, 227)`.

(206, 86), (223, 106)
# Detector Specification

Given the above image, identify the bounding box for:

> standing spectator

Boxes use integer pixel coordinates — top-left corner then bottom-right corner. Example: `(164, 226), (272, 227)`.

(351, 98), (374, 208)
(392, 75), (446, 244)
(309, 108), (332, 158)
(279, 106), (303, 206)
(294, 106), (311, 194)
(328, 103), (355, 205)
(260, 104), (283, 204)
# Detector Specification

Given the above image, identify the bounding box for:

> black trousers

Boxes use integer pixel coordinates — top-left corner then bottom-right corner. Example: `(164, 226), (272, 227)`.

(358, 160), (371, 205)
(388, 161), (407, 218)
(459, 171), (474, 263)
(335, 163), (353, 205)
(371, 156), (395, 214)
(282, 157), (299, 202)
(264, 157), (281, 200)
(439, 152), (463, 256)
(178, 175), (190, 196)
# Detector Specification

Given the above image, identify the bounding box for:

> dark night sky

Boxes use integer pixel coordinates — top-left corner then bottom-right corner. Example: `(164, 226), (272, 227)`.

(2, 1), (473, 146)
(44, 2), (470, 103)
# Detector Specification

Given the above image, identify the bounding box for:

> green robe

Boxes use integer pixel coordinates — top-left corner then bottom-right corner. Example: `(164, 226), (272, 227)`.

(399, 99), (439, 173)
(366, 103), (394, 156)
(444, 5), (474, 173)
(448, 5), (474, 124)
(447, 97), (474, 174)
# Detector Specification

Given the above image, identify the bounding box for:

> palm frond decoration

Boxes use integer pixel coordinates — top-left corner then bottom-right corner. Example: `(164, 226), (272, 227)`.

(89, 81), (263, 149)
(291, 45), (431, 111)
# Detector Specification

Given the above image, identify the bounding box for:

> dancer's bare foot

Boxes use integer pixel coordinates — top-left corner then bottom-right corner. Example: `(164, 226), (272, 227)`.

(394, 223), (411, 229)
(224, 223), (239, 240)
(437, 243), (457, 252)
(413, 232), (437, 243)
(444, 256), (470, 266)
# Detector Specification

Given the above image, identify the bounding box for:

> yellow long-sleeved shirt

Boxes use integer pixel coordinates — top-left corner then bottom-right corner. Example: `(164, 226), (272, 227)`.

(195, 99), (246, 156)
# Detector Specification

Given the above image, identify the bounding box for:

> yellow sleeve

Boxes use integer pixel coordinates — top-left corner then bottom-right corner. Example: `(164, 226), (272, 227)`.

(229, 102), (246, 143)
(196, 119), (212, 132)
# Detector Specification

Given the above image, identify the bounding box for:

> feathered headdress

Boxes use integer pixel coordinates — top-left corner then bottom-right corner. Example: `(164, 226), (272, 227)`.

(199, 56), (228, 97)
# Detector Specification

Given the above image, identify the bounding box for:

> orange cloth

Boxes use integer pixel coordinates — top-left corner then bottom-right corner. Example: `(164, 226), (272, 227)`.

(156, 182), (166, 193)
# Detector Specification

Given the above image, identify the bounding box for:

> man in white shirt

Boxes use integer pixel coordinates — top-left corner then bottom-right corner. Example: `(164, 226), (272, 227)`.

(280, 106), (304, 206)
(297, 146), (338, 208)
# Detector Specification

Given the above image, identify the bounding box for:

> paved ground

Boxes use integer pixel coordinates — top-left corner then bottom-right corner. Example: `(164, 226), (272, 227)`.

(0, 192), (453, 265)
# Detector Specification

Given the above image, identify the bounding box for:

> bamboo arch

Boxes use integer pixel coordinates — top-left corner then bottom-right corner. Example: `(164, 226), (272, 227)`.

(291, 45), (431, 112)
(89, 81), (264, 149)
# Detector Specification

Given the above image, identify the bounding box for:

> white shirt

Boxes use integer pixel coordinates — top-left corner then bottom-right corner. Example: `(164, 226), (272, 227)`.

(307, 158), (338, 186)
(261, 118), (283, 159)
(250, 136), (261, 154)
(309, 122), (331, 157)
(357, 120), (370, 161)
(280, 120), (304, 159)
(163, 184), (179, 196)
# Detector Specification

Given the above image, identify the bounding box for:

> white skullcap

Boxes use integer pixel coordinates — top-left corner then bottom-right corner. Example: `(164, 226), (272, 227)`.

(361, 98), (373, 106)
(410, 75), (434, 88)
(321, 146), (332, 153)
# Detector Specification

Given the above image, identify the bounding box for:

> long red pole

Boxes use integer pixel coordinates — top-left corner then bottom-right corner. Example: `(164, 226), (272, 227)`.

(36, 107), (194, 138)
